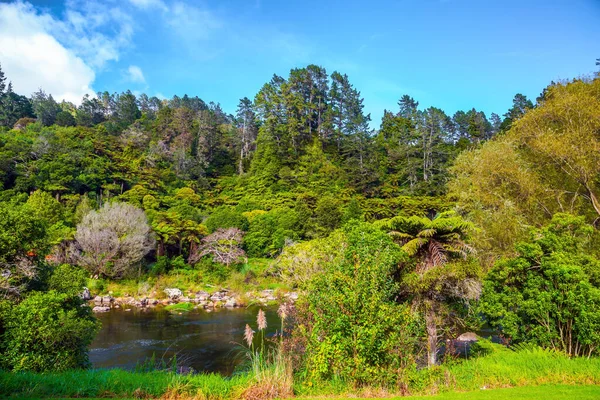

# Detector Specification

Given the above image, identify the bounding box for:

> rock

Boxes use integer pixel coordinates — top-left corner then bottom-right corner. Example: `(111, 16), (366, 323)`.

(81, 287), (92, 301)
(195, 291), (210, 301)
(140, 298), (149, 307)
(164, 288), (183, 300)
(224, 298), (237, 308)
(179, 297), (191, 303)
(456, 332), (478, 342)
(210, 293), (223, 301)
(94, 295), (113, 305)
(93, 306), (110, 313)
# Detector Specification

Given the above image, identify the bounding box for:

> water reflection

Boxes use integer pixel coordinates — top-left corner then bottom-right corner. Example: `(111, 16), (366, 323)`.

(89, 306), (279, 375)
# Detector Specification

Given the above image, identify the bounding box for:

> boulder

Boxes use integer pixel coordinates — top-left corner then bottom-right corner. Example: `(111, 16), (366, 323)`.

(92, 306), (110, 313)
(456, 332), (478, 342)
(224, 298), (237, 308)
(81, 287), (92, 301)
(164, 288), (183, 300)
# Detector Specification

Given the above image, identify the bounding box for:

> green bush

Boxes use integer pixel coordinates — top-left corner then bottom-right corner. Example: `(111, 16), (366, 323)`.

(0, 290), (100, 372)
(479, 213), (600, 357)
(297, 222), (421, 386)
(48, 264), (87, 295)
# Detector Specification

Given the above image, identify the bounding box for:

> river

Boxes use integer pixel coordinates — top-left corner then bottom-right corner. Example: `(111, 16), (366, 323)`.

(89, 306), (279, 375)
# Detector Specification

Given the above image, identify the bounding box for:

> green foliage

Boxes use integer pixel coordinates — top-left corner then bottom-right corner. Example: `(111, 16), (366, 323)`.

(297, 223), (420, 386)
(314, 196), (342, 234)
(165, 302), (194, 312)
(47, 264), (87, 295)
(205, 206), (249, 233)
(450, 79), (600, 257)
(478, 213), (600, 357)
(276, 230), (346, 287)
(0, 290), (99, 372)
(244, 208), (299, 257)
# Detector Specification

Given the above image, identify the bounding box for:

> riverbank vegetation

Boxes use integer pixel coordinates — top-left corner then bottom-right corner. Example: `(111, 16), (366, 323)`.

(1, 61), (600, 398)
(2, 343), (599, 398)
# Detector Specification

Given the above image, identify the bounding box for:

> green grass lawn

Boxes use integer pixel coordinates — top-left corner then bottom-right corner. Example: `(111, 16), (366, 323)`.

(404, 385), (600, 400)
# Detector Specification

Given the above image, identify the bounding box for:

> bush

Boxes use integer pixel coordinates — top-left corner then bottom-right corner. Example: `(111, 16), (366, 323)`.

(479, 213), (600, 357)
(0, 290), (100, 372)
(48, 264), (87, 295)
(296, 222), (421, 386)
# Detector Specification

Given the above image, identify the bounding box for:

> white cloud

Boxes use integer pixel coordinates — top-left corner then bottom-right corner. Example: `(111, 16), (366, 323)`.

(167, 2), (222, 42)
(0, 1), (95, 103)
(126, 65), (146, 83)
(128, 0), (167, 11)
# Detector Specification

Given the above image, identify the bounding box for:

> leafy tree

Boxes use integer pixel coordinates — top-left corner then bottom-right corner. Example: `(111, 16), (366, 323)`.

(205, 206), (248, 233)
(76, 95), (105, 126)
(73, 202), (155, 279)
(499, 93), (533, 132)
(244, 208), (298, 257)
(479, 214), (600, 357)
(314, 196), (342, 234)
(0, 202), (48, 299)
(55, 110), (76, 127)
(376, 211), (480, 366)
(114, 90), (141, 127)
(450, 79), (600, 256)
(0, 83), (34, 128)
(31, 90), (60, 126)
(236, 97), (258, 174)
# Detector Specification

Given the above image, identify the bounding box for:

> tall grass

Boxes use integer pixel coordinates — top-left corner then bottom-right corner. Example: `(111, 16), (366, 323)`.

(238, 307), (294, 400)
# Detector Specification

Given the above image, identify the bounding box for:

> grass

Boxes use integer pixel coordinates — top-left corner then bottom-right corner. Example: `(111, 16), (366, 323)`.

(165, 302), (195, 312)
(3, 344), (599, 399)
(0, 369), (250, 399)
(403, 385), (600, 399)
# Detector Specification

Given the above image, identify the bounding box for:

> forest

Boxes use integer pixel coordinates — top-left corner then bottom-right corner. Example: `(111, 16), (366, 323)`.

(1, 59), (600, 399)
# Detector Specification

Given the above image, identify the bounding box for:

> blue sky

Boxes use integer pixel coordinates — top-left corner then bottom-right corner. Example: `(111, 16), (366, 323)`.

(0, 0), (599, 126)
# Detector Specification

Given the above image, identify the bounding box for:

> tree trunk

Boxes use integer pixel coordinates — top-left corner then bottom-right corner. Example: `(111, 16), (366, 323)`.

(425, 303), (438, 367)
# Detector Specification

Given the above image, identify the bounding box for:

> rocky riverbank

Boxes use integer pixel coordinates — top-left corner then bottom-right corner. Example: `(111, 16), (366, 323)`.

(90, 287), (299, 312)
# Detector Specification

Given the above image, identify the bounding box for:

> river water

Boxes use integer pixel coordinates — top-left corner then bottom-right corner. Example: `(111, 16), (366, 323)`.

(89, 306), (279, 375)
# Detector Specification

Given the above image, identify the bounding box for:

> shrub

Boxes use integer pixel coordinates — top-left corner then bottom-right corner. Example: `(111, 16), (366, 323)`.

(48, 264), (87, 295)
(296, 222), (421, 386)
(0, 290), (100, 372)
(479, 213), (600, 357)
